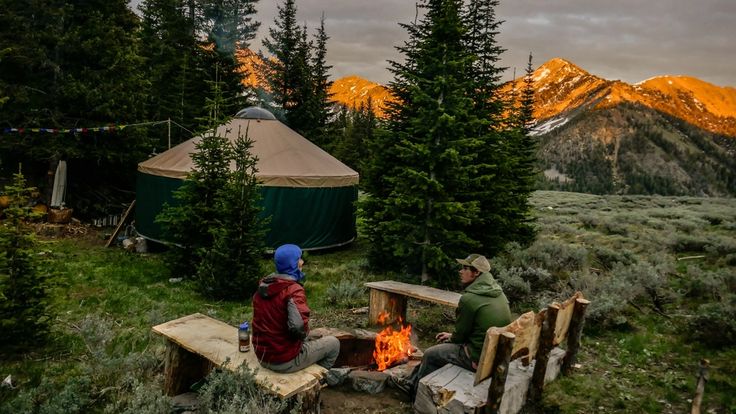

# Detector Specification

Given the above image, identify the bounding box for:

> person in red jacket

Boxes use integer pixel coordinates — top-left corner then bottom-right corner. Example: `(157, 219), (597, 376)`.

(252, 244), (340, 373)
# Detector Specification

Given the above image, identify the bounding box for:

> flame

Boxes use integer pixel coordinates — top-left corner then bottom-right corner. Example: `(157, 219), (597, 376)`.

(373, 312), (413, 371)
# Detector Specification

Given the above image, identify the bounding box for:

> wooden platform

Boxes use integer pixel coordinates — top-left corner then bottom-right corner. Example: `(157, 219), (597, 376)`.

(365, 281), (462, 326)
(152, 313), (326, 399)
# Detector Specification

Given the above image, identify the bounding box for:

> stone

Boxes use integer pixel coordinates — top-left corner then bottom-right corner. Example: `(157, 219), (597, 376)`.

(384, 359), (420, 381)
(323, 367), (352, 386)
(172, 392), (199, 413)
(349, 370), (389, 394)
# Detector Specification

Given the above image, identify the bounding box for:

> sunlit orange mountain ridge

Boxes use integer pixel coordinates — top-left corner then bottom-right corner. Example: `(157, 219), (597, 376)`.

(503, 57), (736, 137)
(236, 49), (394, 116)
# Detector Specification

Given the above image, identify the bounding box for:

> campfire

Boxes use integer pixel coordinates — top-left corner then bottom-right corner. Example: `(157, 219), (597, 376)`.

(373, 312), (414, 371)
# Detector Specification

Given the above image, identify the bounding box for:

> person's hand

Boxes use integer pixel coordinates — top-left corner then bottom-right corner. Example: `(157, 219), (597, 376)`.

(435, 332), (452, 343)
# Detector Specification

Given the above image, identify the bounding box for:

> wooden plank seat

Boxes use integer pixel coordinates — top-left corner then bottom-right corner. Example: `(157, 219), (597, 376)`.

(365, 281), (462, 326)
(413, 292), (590, 414)
(152, 313), (326, 412)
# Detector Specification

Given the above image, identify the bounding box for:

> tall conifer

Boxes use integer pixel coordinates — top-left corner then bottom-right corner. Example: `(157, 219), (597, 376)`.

(362, 0), (485, 284)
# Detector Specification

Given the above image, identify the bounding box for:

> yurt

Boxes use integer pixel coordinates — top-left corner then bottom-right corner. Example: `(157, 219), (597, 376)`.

(135, 107), (358, 250)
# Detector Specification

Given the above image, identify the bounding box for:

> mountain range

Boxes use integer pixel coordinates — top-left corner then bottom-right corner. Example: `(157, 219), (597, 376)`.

(237, 51), (736, 196)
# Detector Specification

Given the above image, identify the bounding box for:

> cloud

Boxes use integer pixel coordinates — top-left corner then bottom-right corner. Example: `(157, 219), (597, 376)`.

(130, 0), (736, 87)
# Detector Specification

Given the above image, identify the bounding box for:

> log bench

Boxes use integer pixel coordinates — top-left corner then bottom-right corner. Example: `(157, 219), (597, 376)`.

(365, 281), (462, 326)
(413, 292), (590, 414)
(152, 313), (326, 413)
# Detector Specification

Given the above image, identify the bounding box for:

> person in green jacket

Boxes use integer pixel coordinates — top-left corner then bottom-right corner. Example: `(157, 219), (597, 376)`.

(398, 253), (512, 398)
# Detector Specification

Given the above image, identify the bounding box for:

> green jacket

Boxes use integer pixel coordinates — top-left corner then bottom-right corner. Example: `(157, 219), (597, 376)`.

(450, 272), (512, 362)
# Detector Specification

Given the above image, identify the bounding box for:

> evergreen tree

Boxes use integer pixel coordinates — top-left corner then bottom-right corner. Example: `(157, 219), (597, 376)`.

(197, 130), (266, 299)
(0, 169), (50, 350)
(0, 0), (153, 217)
(459, 0), (519, 255)
(259, 0), (332, 144)
(502, 53), (538, 244)
(138, 0), (259, 147)
(259, 0), (301, 121)
(307, 14), (335, 146)
(362, 0), (485, 285)
(158, 78), (265, 298)
(156, 130), (232, 279)
(284, 24), (317, 137)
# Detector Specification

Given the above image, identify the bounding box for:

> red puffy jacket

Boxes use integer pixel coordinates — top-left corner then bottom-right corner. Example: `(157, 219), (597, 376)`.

(252, 274), (310, 364)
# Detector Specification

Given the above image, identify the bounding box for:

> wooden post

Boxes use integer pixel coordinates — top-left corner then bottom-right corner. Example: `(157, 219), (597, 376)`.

(484, 331), (516, 414)
(368, 289), (407, 326)
(691, 359), (709, 414)
(561, 298), (590, 375)
(105, 200), (136, 248)
(527, 305), (560, 404)
(291, 383), (321, 414)
(163, 341), (213, 396)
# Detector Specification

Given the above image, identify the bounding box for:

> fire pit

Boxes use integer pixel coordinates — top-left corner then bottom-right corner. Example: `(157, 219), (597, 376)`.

(309, 319), (423, 394)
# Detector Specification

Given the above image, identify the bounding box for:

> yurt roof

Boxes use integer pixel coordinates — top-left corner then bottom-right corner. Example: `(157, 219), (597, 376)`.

(137, 114), (358, 188)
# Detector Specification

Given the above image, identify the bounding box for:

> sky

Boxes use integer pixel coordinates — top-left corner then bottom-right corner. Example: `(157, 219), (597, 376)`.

(130, 0), (736, 88)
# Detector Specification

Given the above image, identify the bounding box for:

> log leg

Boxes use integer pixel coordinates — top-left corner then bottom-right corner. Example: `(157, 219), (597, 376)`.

(368, 289), (407, 326)
(561, 298), (590, 375)
(163, 341), (213, 396)
(291, 383), (321, 414)
(527, 304), (560, 405)
(484, 331), (516, 414)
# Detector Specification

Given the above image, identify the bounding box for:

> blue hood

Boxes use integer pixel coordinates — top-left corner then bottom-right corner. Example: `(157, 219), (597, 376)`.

(274, 244), (305, 282)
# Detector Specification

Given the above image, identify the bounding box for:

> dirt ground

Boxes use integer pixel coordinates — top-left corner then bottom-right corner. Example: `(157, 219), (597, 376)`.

(321, 384), (412, 414)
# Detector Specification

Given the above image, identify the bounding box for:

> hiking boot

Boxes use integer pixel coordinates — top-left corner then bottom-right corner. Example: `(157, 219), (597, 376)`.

(387, 375), (413, 395)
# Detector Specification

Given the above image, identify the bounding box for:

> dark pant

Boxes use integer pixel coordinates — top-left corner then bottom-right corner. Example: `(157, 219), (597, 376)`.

(408, 342), (475, 394)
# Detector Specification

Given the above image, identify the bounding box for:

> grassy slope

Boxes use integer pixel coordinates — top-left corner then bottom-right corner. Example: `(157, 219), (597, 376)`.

(1, 191), (734, 413)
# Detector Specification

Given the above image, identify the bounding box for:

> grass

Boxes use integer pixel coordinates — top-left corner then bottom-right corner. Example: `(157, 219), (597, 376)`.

(1, 191), (735, 413)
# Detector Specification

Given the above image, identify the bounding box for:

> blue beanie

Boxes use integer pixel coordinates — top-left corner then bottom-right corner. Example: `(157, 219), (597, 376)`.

(274, 244), (305, 282)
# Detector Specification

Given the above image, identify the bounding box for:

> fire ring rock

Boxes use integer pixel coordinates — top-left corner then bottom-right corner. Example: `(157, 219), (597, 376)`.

(348, 370), (389, 394)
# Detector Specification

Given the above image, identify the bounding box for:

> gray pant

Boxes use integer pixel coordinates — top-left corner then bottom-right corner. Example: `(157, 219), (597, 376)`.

(261, 336), (340, 373)
(408, 343), (474, 394)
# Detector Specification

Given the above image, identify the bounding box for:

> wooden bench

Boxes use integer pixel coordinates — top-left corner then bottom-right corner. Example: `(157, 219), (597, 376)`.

(365, 281), (462, 325)
(152, 313), (326, 413)
(413, 292), (590, 414)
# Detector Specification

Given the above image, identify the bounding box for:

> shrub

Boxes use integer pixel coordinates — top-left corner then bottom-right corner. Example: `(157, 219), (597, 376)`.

(688, 294), (736, 348)
(324, 279), (367, 308)
(565, 259), (675, 329)
(564, 269), (638, 329)
(592, 245), (636, 270)
(495, 266), (552, 305)
(198, 365), (292, 414)
(521, 239), (589, 274)
(684, 266), (735, 300)
(104, 378), (171, 414)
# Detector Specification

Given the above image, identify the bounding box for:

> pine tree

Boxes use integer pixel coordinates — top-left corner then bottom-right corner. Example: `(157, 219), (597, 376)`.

(259, 0), (332, 144)
(503, 52), (538, 245)
(0, 169), (51, 350)
(284, 24), (317, 137)
(0, 0), (154, 217)
(259, 0), (301, 121)
(362, 0), (485, 285)
(459, 0), (518, 256)
(156, 132), (233, 279)
(307, 14), (334, 146)
(197, 129), (266, 299)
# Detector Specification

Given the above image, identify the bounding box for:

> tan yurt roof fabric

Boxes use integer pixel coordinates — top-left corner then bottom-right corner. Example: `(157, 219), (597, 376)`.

(137, 118), (358, 188)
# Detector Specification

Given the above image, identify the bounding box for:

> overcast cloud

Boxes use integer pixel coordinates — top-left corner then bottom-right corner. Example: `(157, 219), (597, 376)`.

(132, 0), (736, 87)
